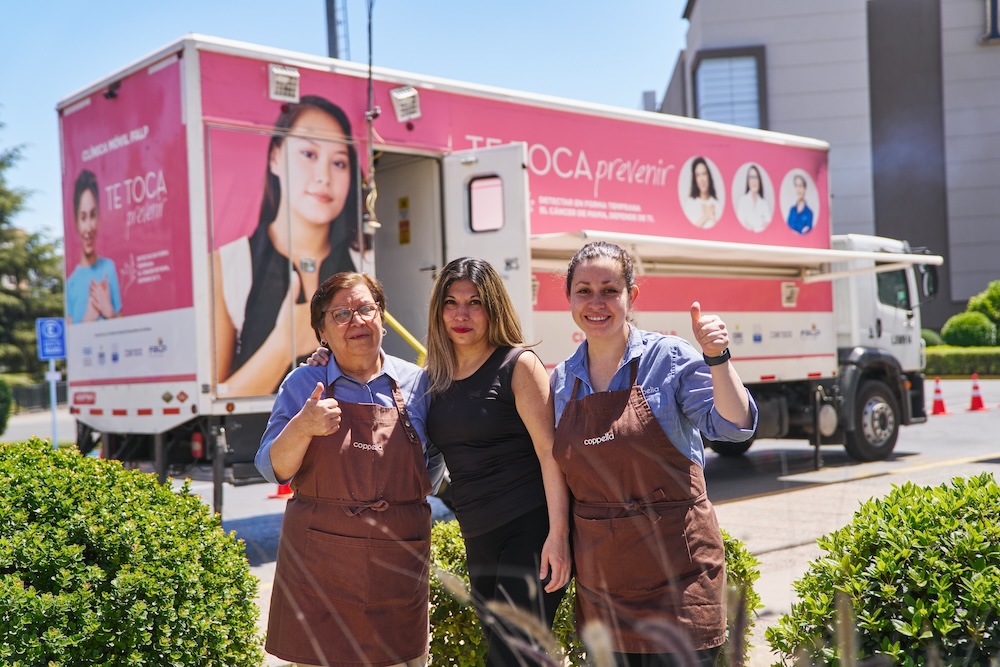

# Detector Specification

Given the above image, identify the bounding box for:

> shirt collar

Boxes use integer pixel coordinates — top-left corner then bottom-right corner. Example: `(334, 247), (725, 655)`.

(565, 325), (644, 380)
(325, 349), (394, 386)
(623, 325), (645, 365)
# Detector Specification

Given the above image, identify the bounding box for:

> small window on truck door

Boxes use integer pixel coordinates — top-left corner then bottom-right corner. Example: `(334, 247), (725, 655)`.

(876, 268), (911, 310)
(469, 176), (504, 232)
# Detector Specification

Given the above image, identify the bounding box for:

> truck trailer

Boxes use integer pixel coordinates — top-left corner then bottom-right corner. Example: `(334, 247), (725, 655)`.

(57, 35), (941, 509)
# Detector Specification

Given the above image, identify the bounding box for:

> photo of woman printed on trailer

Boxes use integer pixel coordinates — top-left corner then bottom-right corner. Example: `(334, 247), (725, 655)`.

(779, 169), (820, 235)
(213, 94), (361, 398)
(678, 155), (725, 229)
(732, 162), (775, 233)
(66, 169), (122, 324)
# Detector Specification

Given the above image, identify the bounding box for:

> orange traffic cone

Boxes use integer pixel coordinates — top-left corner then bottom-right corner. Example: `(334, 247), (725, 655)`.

(968, 373), (987, 412)
(931, 377), (949, 415)
(268, 482), (294, 499)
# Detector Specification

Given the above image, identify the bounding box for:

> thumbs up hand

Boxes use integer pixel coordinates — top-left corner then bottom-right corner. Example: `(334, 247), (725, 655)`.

(690, 301), (729, 357)
(296, 381), (342, 436)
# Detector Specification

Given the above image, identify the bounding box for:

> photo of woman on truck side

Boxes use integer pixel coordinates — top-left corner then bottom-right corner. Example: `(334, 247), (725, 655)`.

(735, 163), (774, 233)
(213, 95), (361, 397)
(681, 156), (724, 229)
(66, 169), (122, 324)
(788, 174), (813, 234)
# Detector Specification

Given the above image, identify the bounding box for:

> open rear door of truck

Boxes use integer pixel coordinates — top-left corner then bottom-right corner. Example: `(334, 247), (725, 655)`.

(443, 143), (533, 340)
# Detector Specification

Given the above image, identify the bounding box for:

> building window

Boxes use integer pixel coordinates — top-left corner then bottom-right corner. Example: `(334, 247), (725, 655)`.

(692, 46), (768, 130)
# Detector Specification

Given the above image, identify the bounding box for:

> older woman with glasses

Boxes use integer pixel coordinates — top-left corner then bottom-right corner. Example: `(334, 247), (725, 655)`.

(255, 271), (446, 667)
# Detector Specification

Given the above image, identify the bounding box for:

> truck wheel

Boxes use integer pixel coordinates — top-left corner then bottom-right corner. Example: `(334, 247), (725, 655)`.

(844, 379), (899, 462)
(703, 434), (754, 458)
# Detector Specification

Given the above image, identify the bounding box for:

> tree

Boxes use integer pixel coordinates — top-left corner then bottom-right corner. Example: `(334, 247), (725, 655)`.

(0, 120), (64, 377)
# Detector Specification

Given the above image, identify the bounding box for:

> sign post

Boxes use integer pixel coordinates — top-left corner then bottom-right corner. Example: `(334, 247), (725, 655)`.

(35, 318), (67, 450)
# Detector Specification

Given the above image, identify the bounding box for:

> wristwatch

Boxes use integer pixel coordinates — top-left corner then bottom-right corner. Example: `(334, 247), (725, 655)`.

(703, 348), (731, 366)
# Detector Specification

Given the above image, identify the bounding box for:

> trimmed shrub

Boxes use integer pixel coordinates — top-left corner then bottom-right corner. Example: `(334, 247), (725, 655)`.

(940, 311), (996, 347)
(925, 345), (1000, 377)
(0, 438), (264, 666)
(430, 519), (487, 665)
(0, 378), (11, 436)
(430, 521), (761, 666)
(921, 328), (943, 347)
(967, 280), (1000, 327)
(766, 473), (1000, 666)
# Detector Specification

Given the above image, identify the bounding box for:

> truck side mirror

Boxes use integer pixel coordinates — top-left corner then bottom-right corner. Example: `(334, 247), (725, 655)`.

(920, 264), (939, 299)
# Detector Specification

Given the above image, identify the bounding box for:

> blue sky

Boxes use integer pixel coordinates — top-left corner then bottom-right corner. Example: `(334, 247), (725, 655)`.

(2, 1), (688, 239)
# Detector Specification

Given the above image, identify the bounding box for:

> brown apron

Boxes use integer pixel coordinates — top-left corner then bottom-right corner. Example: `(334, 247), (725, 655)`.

(267, 381), (433, 666)
(552, 361), (725, 654)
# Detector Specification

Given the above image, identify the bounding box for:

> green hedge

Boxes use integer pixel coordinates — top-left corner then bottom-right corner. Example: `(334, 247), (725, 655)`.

(921, 328), (944, 347)
(924, 346), (1000, 377)
(967, 280), (1000, 327)
(0, 438), (264, 666)
(766, 473), (1000, 666)
(940, 311), (996, 347)
(430, 520), (761, 666)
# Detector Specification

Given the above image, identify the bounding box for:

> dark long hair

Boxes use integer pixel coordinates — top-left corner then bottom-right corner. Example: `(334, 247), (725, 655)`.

(425, 257), (526, 395)
(73, 169), (99, 221)
(745, 164), (765, 198)
(256, 95), (360, 250)
(689, 156), (717, 199)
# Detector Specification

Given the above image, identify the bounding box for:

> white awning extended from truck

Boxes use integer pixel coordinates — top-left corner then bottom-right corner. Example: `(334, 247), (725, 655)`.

(531, 230), (943, 283)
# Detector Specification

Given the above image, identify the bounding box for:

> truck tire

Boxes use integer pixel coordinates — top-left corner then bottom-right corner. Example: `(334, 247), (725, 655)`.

(844, 379), (899, 462)
(703, 434), (754, 458)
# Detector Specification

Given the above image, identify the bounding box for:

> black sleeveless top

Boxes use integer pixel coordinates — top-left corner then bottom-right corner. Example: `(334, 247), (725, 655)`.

(230, 222), (355, 390)
(426, 346), (547, 538)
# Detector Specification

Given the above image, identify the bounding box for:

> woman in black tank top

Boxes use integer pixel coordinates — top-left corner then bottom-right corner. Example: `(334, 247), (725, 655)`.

(424, 257), (571, 667)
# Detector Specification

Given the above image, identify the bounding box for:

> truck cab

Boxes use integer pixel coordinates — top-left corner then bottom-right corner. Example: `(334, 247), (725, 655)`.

(832, 234), (937, 372)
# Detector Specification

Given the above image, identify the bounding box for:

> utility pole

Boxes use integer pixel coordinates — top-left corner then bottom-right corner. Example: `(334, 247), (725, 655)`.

(325, 0), (350, 59)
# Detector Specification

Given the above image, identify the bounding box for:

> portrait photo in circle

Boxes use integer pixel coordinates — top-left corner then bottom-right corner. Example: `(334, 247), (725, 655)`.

(678, 155), (726, 230)
(779, 168), (820, 235)
(732, 162), (775, 233)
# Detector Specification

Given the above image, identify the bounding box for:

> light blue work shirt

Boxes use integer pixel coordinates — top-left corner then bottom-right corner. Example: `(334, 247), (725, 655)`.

(66, 257), (121, 324)
(255, 351), (445, 492)
(551, 326), (758, 467)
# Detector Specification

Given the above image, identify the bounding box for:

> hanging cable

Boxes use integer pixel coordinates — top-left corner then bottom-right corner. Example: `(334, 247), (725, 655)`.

(363, 0), (381, 233)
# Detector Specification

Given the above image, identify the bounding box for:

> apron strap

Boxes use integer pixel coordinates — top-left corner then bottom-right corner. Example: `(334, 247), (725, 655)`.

(575, 489), (708, 523)
(389, 379), (422, 446)
(294, 493), (426, 515)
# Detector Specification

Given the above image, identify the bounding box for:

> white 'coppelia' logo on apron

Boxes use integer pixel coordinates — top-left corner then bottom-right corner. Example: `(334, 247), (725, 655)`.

(352, 441), (383, 452)
(583, 430), (615, 446)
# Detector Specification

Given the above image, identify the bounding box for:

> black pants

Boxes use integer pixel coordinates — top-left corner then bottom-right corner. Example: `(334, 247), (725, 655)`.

(615, 645), (722, 667)
(464, 505), (566, 667)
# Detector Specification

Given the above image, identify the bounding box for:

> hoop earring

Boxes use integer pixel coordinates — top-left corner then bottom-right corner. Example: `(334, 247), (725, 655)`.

(381, 328), (388, 336)
(320, 340), (327, 346)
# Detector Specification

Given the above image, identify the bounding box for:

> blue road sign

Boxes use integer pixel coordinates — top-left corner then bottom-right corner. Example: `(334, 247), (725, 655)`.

(36, 317), (67, 361)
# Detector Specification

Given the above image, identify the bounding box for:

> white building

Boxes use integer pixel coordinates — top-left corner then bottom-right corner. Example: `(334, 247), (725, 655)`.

(663, 0), (1000, 329)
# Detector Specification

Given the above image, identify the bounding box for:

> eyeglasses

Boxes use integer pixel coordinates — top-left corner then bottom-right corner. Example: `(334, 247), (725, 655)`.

(324, 303), (380, 325)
